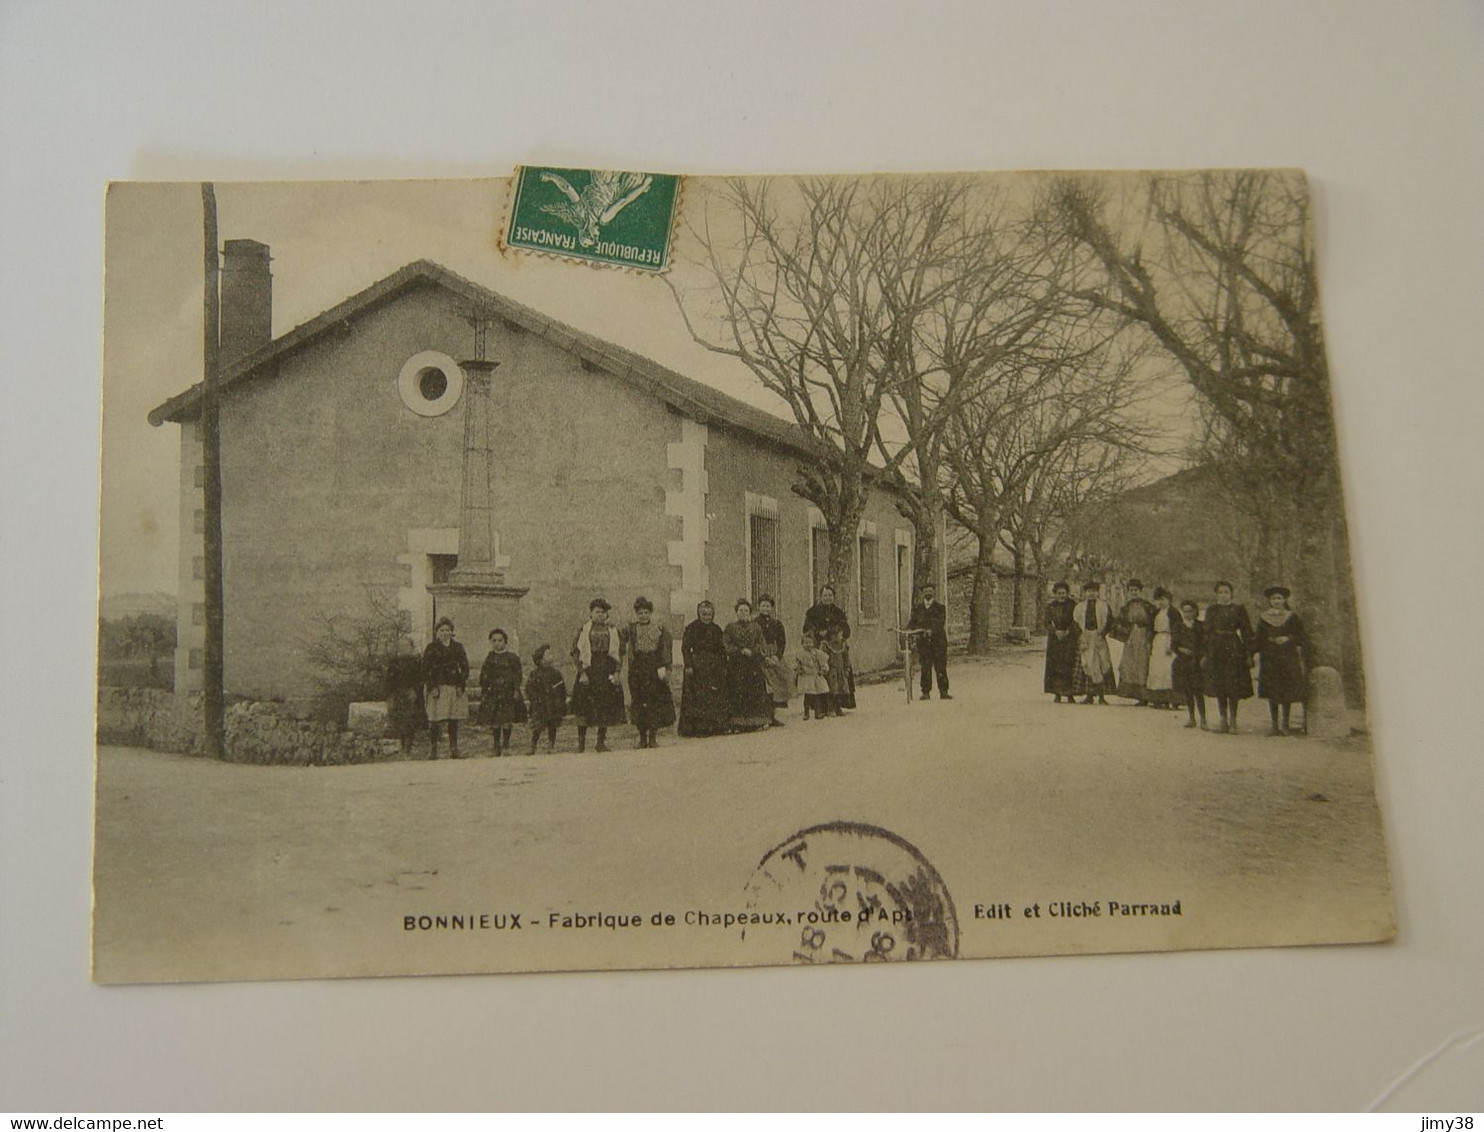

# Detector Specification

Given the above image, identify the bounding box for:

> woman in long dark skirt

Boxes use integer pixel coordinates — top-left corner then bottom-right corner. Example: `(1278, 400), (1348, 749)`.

(1202, 581), (1254, 734)
(570, 597), (626, 752)
(678, 601), (730, 737)
(1043, 581), (1080, 703)
(1114, 579), (1155, 704)
(385, 636), (426, 754)
(804, 585), (854, 710)
(624, 596), (676, 749)
(724, 598), (774, 731)
(1253, 585), (1310, 736)
(1171, 598), (1207, 729)
(478, 627), (525, 757)
(754, 594), (793, 727)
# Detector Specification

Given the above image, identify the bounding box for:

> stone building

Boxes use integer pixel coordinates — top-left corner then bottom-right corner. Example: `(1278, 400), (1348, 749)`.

(151, 243), (930, 700)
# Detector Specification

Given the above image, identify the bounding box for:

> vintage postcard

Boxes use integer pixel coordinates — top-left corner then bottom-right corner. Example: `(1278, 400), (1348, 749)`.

(93, 171), (1393, 983)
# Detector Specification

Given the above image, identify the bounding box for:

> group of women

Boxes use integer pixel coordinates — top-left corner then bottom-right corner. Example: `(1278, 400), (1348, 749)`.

(385, 588), (860, 758)
(1044, 579), (1311, 736)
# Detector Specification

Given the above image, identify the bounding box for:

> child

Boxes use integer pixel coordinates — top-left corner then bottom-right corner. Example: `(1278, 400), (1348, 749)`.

(478, 628), (525, 757)
(794, 631), (832, 720)
(1253, 585), (1309, 736)
(1171, 599), (1207, 730)
(524, 644), (567, 754)
(823, 627), (854, 714)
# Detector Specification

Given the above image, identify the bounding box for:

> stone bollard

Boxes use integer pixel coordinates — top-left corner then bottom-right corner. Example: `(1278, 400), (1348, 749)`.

(1306, 666), (1349, 739)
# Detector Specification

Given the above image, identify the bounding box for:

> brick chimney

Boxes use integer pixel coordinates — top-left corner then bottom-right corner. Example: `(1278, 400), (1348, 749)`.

(219, 239), (272, 367)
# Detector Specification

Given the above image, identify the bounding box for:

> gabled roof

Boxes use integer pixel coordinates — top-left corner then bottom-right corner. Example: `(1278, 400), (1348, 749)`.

(148, 259), (825, 462)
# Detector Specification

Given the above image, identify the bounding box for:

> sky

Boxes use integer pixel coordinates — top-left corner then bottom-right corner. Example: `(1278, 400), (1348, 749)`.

(100, 174), (1193, 598)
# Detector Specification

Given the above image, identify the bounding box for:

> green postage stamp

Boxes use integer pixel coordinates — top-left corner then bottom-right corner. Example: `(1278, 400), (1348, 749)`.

(503, 166), (681, 272)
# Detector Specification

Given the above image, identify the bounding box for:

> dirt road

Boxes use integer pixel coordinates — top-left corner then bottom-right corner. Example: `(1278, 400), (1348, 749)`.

(92, 648), (1393, 983)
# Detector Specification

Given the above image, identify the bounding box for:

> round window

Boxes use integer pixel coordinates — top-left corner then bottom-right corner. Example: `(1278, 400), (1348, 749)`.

(397, 351), (463, 417)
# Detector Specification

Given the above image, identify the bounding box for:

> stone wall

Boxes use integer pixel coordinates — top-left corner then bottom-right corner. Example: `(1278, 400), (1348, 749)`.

(97, 688), (399, 766)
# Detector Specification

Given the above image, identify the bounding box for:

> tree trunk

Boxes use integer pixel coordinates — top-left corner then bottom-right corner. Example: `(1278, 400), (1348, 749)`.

(825, 486), (867, 612)
(966, 536), (999, 654)
(1009, 549), (1026, 626)
(912, 492), (942, 602)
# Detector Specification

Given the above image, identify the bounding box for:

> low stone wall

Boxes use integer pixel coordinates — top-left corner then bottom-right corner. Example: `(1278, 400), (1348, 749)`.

(97, 687), (400, 766)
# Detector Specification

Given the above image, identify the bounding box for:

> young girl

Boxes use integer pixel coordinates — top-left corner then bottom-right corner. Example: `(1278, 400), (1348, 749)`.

(625, 596), (676, 749)
(422, 617), (469, 758)
(1171, 599), (1207, 730)
(1253, 586), (1310, 736)
(1203, 581), (1254, 734)
(1043, 581), (1079, 704)
(524, 644), (567, 754)
(478, 627), (525, 757)
(385, 636), (426, 755)
(794, 630), (832, 719)
(571, 598), (625, 753)
(823, 626), (854, 714)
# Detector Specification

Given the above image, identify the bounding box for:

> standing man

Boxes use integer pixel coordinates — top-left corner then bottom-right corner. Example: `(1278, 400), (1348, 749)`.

(908, 583), (951, 700)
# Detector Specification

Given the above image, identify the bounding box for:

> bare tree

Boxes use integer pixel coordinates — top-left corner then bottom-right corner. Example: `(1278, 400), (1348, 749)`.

(1054, 171), (1364, 696)
(999, 435), (1146, 625)
(870, 181), (1062, 597)
(672, 176), (985, 596)
(945, 318), (1152, 651)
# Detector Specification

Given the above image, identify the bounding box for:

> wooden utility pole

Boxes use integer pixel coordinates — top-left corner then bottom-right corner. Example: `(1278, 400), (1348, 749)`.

(200, 183), (226, 758)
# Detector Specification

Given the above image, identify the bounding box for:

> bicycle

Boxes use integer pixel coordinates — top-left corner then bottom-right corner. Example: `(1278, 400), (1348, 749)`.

(895, 627), (930, 704)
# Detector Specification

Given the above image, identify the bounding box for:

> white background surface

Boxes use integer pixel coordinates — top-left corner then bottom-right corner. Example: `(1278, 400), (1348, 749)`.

(2, 0), (1481, 1112)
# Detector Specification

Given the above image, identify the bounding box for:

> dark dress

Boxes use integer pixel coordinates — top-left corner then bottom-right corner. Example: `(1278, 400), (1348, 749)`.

(1202, 602), (1254, 700)
(803, 601), (851, 643)
(385, 654), (426, 738)
(678, 619), (730, 737)
(571, 624), (626, 727)
(724, 618), (774, 730)
(1170, 614), (1205, 698)
(525, 664), (567, 728)
(804, 602), (855, 708)
(1043, 597), (1080, 695)
(756, 614), (794, 707)
(626, 621), (677, 729)
(1253, 611), (1309, 705)
(478, 650), (526, 725)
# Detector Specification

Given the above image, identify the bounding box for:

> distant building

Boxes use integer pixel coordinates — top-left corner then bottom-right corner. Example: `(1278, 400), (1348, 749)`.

(151, 243), (928, 699)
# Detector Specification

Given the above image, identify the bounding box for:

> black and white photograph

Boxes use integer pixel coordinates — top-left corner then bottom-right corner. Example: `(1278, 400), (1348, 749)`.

(93, 170), (1393, 983)
(7, 1), (1484, 1113)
